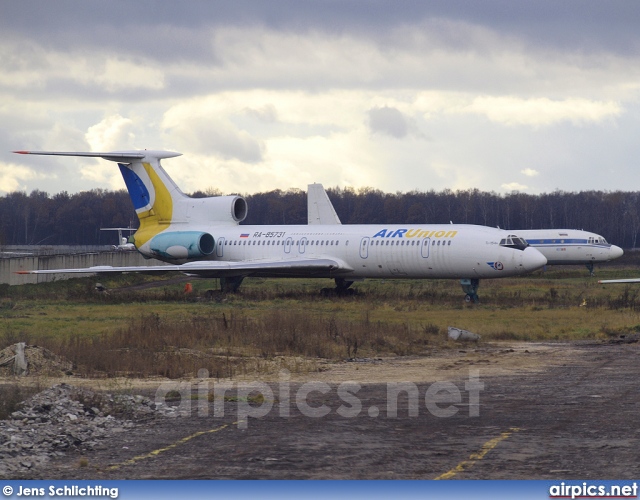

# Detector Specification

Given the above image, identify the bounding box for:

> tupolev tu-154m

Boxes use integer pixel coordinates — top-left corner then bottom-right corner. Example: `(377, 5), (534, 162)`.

(13, 150), (547, 302)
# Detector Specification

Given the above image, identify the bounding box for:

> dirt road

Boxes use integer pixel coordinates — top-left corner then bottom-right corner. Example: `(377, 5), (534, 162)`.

(28, 341), (640, 479)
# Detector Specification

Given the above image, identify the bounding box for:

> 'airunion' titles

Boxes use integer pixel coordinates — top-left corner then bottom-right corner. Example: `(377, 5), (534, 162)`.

(372, 228), (458, 239)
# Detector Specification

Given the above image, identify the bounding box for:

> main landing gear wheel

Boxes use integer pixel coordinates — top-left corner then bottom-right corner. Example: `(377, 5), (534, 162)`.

(220, 276), (244, 293)
(320, 278), (356, 297)
(335, 278), (355, 296)
(460, 278), (480, 303)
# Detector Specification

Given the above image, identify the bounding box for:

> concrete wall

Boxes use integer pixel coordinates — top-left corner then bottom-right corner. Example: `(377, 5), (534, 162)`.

(1, 245), (113, 256)
(1, 251), (162, 285)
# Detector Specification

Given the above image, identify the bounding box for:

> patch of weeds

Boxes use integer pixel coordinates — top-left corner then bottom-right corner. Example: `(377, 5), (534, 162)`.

(0, 384), (40, 420)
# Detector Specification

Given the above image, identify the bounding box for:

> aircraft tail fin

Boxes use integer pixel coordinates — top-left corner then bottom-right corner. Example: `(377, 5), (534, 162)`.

(307, 183), (341, 225)
(14, 150), (248, 250)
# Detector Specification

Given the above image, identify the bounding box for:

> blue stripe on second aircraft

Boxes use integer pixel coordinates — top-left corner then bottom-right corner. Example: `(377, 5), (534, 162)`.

(526, 239), (588, 245)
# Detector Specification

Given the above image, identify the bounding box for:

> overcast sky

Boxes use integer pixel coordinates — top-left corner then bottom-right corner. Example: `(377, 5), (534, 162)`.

(2, 0), (640, 197)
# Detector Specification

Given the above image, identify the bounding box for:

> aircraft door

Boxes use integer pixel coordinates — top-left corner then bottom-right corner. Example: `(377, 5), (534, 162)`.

(284, 237), (292, 254)
(421, 238), (430, 258)
(360, 237), (370, 259)
(216, 237), (225, 257)
(298, 237), (308, 254)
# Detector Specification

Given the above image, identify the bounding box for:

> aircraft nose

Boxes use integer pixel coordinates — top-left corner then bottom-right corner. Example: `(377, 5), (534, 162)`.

(522, 246), (547, 271)
(610, 245), (624, 260)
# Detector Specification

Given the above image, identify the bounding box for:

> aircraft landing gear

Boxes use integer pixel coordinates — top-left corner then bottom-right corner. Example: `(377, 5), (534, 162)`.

(586, 262), (595, 277)
(335, 278), (355, 296)
(460, 278), (480, 303)
(220, 276), (244, 293)
(320, 278), (356, 297)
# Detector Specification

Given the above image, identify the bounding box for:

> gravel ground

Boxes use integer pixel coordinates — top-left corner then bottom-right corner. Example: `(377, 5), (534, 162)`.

(4, 340), (640, 479)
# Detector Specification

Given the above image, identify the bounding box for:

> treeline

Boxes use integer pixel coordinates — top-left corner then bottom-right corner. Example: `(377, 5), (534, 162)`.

(1, 187), (640, 248)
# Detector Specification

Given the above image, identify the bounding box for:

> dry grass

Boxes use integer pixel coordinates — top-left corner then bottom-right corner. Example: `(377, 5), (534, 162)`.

(32, 308), (440, 379)
(0, 383), (43, 420)
(2, 263), (640, 379)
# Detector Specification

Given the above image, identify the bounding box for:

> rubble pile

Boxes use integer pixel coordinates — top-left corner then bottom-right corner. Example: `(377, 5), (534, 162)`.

(0, 383), (161, 478)
(0, 344), (73, 377)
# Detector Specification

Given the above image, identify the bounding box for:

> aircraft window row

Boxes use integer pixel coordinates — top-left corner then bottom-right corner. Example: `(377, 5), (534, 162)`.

(372, 240), (452, 247)
(223, 239), (453, 248)
(225, 240), (342, 246)
(302, 240), (340, 246)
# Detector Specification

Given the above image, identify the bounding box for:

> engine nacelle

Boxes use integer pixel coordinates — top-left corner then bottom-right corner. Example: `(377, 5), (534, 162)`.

(149, 231), (215, 260)
(185, 195), (248, 224)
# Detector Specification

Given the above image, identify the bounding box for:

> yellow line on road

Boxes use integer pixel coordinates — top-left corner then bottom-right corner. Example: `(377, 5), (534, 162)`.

(106, 421), (241, 471)
(434, 427), (521, 480)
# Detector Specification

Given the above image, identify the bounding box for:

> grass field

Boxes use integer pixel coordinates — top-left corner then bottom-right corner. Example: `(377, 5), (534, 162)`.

(2, 257), (640, 379)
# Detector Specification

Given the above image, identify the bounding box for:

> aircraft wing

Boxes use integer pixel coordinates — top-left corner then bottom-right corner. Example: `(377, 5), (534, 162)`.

(16, 257), (354, 278)
(598, 278), (640, 284)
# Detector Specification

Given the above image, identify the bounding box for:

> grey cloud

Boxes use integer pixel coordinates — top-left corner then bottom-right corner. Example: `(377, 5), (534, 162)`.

(4, 1), (640, 59)
(168, 119), (264, 164)
(2, 1), (640, 102)
(243, 104), (278, 123)
(211, 129), (264, 163)
(368, 106), (409, 138)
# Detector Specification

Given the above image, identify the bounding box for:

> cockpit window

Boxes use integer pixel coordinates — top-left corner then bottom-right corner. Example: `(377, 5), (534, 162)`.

(499, 234), (529, 251)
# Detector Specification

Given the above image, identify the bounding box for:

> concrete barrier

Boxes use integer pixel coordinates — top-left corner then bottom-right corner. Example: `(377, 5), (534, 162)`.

(1, 251), (163, 285)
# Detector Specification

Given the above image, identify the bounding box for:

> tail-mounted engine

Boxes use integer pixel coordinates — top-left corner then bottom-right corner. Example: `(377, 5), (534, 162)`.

(185, 195), (248, 224)
(149, 231), (215, 260)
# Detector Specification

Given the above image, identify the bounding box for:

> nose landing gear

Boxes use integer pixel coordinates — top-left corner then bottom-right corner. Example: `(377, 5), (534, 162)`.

(461, 278), (480, 303)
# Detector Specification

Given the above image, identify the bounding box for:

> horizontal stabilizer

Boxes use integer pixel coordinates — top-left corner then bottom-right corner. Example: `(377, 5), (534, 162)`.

(13, 150), (181, 162)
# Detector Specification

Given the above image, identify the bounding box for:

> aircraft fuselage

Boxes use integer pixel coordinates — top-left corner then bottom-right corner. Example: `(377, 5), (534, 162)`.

(516, 229), (623, 265)
(137, 223), (547, 280)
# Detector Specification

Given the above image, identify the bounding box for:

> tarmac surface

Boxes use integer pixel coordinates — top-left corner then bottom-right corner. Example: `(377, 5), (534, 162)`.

(28, 340), (640, 479)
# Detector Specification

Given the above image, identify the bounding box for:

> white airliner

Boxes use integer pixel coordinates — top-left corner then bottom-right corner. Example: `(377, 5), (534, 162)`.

(514, 229), (623, 275)
(13, 150), (547, 302)
(307, 184), (624, 275)
(100, 228), (136, 251)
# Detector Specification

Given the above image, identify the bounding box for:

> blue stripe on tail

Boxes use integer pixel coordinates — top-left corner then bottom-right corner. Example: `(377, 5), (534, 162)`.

(118, 163), (150, 210)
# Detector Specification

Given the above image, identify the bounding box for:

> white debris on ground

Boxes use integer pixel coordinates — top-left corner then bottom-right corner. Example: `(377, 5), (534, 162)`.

(0, 383), (171, 478)
(448, 327), (481, 341)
